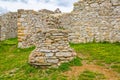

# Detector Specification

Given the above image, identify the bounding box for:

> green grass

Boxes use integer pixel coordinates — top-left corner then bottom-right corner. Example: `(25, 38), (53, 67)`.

(70, 42), (120, 73)
(58, 57), (82, 72)
(0, 38), (119, 80)
(0, 38), (82, 80)
(78, 70), (106, 80)
(0, 38), (66, 80)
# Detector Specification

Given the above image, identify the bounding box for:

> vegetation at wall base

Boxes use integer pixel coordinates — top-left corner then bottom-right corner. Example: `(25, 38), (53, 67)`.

(70, 42), (120, 73)
(58, 57), (82, 72)
(0, 38), (82, 80)
(0, 38), (120, 80)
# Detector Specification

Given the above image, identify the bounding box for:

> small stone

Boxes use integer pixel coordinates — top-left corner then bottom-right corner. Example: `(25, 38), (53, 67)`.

(52, 33), (64, 36)
(90, 3), (99, 8)
(17, 33), (25, 36)
(17, 22), (21, 26)
(21, 15), (27, 18)
(35, 57), (45, 63)
(47, 59), (59, 64)
(111, 0), (120, 6)
(40, 50), (51, 53)
(45, 53), (54, 57)
(51, 49), (58, 53)
(56, 52), (72, 57)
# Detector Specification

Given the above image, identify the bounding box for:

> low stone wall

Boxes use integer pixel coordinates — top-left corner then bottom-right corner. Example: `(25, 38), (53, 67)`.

(29, 29), (76, 67)
(0, 12), (17, 41)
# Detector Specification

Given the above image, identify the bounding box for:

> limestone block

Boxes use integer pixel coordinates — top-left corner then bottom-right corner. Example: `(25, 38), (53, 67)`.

(19, 18), (24, 22)
(111, 0), (120, 6)
(90, 3), (99, 8)
(56, 52), (72, 57)
(52, 33), (64, 36)
(18, 30), (24, 33)
(32, 52), (45, 57)
(22, 23), (28, 26)
(45, 39), (53, 43)
(40, 49), (51, 53)
(18, 33), (25, 36)
(17, 22), (21, 26)
(45, 53), (54, 57)
(18, 39), (23, 42)
(36, 29), (42, 33)
(35, 57), (45, 63)
(18, 27), (25, 30)
(21, 15), (27, 18)
(57, 46), (64, 50)
(47, 59), (59, 64)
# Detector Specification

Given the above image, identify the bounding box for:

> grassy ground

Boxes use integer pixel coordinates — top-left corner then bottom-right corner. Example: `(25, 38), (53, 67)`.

(0, 38), (82, 80)
(0, 38), (120, 80)
(70, 42), (120, 73)
(78, 70), (106, 80)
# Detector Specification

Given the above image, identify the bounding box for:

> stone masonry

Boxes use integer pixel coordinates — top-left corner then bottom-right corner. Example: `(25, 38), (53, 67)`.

(60, 0), (120, 43)
(0, 0), (120, 67)
(0, 12), (17, 41)
(17, 9), (62, 48)
(29, 29), (76, 67)
(17, 9), (76, 67)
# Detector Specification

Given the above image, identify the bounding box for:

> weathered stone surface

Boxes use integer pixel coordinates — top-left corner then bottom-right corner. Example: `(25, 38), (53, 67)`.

(111, 0), (120, 6)
(28, 29), (75, 67)
(47, 59), (59, 64)
(40, 50), (51, 53)
(60, 0), (120, 43)
(56, 52), (72, 57)
(45, 53), (54, 57)
(0, 12), (17, 41)
(1, 0), (119, 68)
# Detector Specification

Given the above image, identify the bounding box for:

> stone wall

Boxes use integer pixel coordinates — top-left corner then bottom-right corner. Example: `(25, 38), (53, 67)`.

(17, 10), (76, 67)
(17, 9), (62, 48)
(29, 29), (76, 67)
(0, 12), (17, 41)
(17, 10), (44, 48)
(60, 0), (120, 43)
(1, 0), (120, 67)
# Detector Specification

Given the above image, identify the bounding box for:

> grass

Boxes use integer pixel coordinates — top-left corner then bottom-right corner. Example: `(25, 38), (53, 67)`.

(58, 57), (82, 72)
(70, 42), (120, 73)
(78, 70), (106, 80)
(0, 38), (82, 80)
(0, 38), (119, 79)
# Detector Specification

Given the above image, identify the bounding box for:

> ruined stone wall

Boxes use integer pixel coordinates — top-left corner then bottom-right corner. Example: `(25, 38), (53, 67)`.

(17, 10), (76, 67)
(18, 10), (45, 48)
(1, 0), (120, 68)
(17, 10), (62, 48)
(60, 0), (120, 43)
(0, 12), (17, 41)
(29, 29), (76, 67)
